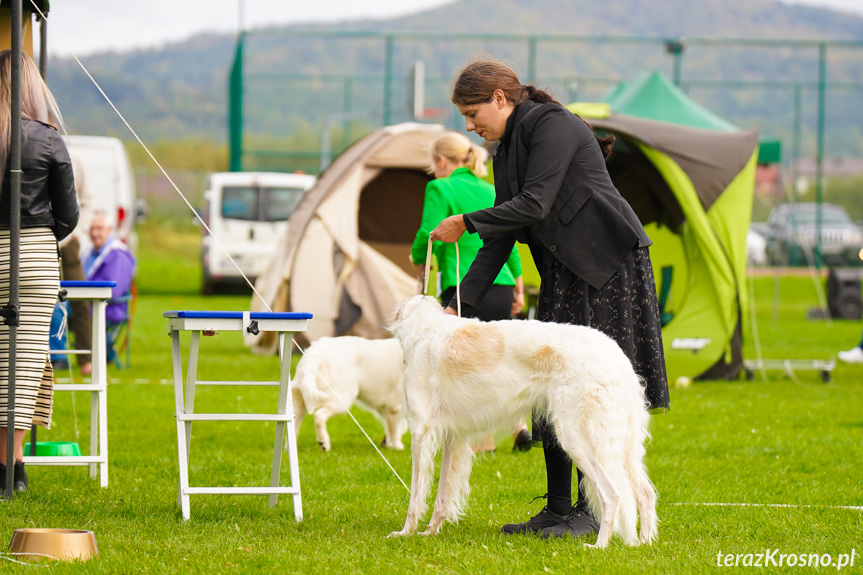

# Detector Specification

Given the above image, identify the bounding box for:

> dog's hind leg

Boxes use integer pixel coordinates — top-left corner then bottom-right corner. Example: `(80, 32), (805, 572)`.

(390, 427), (437, 537)
(291, 386), (306, 441)
(313, 406), (339, 452)
(381, 405), (406, 451)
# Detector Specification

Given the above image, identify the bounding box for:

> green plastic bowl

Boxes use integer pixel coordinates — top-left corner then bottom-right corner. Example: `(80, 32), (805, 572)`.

(23, 441), (82, 457)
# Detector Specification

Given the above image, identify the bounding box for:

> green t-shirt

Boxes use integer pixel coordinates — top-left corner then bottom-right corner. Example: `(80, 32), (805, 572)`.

(411, 167), (521, 292)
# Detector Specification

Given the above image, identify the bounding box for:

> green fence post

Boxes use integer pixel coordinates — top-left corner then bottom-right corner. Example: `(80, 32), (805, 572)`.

(528, 36), (537, 85)
(343, 77), (353, 151)
(815, 42), (826, 269)
(383, 34), (394, 126)
(229, 32), (245, 172)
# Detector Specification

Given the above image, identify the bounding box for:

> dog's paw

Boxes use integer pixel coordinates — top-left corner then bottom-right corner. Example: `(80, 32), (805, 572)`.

(387, 529), (411, 538)
(420, 526), (440, 536)
(583, 542), (607, 549)
(317, 441), (330, 452)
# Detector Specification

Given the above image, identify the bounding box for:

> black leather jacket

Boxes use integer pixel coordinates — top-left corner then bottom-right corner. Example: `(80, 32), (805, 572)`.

(0, 118), (78, 241)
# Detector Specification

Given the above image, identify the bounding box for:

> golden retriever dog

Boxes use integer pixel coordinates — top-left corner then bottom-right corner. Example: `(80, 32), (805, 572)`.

(387, 295), (657, 548)
(292, 336), (407, 452)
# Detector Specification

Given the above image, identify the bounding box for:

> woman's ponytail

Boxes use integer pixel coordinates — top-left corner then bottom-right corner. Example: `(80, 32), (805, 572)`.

(430, 132), (489, 178)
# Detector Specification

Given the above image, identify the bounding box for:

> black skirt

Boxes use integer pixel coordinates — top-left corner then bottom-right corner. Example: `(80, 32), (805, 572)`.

(536, 246), (670, 413)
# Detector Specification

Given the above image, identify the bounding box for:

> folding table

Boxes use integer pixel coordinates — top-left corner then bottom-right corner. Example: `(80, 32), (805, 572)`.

(24, 280), (115, 487)
(164, 310), (311, 521)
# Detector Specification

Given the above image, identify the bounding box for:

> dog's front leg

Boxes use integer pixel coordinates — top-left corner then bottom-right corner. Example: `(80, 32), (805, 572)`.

(422, 437), (455, 535)
(389, 428), (434, 537)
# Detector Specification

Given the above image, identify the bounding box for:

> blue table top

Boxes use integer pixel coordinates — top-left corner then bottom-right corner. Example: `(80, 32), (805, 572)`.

(61, 280), (117, 288)
(163, 310), (313, 320)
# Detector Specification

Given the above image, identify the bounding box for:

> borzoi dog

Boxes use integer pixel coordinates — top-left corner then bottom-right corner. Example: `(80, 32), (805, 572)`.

(292, 336), (408, 452)
(388, 295), (657, 548)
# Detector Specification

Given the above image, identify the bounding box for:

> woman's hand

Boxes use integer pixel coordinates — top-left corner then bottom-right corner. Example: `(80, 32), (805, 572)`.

(443, 306), (458, 316)
(429, 215), (467, 243)
(511, 292), (525, 317)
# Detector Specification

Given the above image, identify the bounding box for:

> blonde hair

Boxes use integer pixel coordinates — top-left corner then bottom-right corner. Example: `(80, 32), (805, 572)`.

(0, 50), (66, 189)
(429, 131), (489, 178)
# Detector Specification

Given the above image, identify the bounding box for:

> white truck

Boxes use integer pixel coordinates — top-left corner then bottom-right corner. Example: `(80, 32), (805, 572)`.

(200, 171), (316, 294)
(62, 135), (137, 252)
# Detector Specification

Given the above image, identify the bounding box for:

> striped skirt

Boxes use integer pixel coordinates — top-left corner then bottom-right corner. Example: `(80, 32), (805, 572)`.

(0, 227), (59, 430)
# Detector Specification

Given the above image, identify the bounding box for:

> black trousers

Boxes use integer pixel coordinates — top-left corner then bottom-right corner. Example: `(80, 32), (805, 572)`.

(439, 284), (513, 322)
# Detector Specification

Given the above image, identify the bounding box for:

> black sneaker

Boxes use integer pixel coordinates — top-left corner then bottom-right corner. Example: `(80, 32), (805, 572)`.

(501, 506), (569, 535)
(513, 429), (533, 452)
(13, 461), (28, 492)
(539, 508), (599, 539)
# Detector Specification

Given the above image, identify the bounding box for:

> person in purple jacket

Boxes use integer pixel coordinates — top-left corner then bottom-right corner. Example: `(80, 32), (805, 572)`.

(81, 210), (135, 330)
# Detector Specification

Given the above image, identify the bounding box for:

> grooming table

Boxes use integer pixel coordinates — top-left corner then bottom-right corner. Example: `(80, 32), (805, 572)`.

(164, 310), (311, 521)
(24, 280), (115, 487)
(743, 359), (836, 383)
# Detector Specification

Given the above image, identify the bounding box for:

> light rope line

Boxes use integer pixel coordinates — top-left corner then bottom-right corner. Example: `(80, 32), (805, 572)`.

(421, 238), (461, 317)
(672, 502), (863, 511)
(32, 1), (409, 492)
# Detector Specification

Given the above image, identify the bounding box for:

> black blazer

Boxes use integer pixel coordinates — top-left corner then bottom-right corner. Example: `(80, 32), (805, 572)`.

(0, 118), (78, 241)
(456, 100), (650, 311)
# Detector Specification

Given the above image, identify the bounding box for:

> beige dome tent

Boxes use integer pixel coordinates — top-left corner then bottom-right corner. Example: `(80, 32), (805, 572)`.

(248, 122), (445, 353)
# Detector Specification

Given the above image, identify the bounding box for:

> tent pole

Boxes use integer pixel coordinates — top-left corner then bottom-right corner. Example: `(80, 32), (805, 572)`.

(4, 0), (23, 500)
(29, 10), (47, 457)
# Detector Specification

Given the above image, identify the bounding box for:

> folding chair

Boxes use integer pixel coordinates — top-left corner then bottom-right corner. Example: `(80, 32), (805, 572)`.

(106, 281), (136, 368)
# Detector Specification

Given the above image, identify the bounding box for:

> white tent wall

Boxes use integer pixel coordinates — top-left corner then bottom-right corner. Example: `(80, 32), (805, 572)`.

(247, 123), (445, 354)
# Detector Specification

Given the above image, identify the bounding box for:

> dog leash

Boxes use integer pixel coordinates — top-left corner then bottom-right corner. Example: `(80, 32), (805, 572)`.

(422, 238), (461, 317)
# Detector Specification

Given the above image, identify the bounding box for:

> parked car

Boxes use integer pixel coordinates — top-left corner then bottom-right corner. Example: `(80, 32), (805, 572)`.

(200, 172), (316, 294)
(763, 203), (863, 267)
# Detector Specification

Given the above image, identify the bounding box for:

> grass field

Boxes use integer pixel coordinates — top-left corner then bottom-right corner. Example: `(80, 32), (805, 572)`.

(1, 225), (861, 573)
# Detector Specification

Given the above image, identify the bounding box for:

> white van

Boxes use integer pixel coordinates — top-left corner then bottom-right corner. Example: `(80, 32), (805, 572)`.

(201, 171), (316, 293)
(62, 135), (137, 252)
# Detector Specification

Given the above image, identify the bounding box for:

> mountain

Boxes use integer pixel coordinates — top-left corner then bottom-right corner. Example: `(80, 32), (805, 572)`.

(46, 0), (863, 169)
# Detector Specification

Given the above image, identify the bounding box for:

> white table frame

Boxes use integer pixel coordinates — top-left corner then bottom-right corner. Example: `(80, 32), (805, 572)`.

(24, 280), (114, 487)
(165, 310), (309, 521)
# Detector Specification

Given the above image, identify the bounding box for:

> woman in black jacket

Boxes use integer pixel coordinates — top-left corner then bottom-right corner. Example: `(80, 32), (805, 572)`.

(430, 60), (669, 539)
(0, 50), (78, 492)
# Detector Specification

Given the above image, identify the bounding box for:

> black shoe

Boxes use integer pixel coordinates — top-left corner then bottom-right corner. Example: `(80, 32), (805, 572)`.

(513, 429), (533, 452)
(13, 461), (28, 492)
(539, 508), (599, 539)
(501, 506), (569, 534)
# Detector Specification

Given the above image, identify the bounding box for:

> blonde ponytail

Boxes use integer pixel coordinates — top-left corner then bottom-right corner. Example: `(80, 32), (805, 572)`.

(430, 131), (489, 178)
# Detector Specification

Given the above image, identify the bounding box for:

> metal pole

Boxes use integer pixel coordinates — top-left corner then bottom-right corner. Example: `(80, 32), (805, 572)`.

(342, 77), (352, 151)
(383, 35), (393, 126)
(31, 11), (47, 457)
(228, 32), (245, 172)
(814, 42), (826, 269)
(5, 0), (23, 499)
(791, 82), (802, 199)
(527, 36), (537, 85)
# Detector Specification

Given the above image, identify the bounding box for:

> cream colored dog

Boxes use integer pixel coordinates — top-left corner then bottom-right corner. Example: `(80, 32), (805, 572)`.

(292, 336), (407, 452)
(388, 295), (657, 548)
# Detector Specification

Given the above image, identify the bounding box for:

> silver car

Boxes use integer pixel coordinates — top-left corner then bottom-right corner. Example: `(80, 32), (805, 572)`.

(764, 203), (863, 267)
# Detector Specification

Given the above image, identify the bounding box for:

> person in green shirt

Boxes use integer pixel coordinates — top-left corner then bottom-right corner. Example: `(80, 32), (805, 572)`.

(411, 131), (531, 452)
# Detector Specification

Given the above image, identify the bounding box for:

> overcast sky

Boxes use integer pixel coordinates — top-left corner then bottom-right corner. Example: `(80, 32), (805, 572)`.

(37, 0), (863, 57)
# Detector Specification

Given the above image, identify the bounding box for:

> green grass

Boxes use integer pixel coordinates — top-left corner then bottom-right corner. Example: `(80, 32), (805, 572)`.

(1, 228), (861, 573)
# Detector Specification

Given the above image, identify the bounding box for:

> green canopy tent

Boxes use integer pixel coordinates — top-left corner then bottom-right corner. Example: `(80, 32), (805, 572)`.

(577, 73), (759, 380)
(517, 72), (759, 381)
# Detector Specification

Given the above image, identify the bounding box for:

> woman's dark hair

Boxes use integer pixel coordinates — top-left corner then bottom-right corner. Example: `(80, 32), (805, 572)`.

(451, 59), (615, 158)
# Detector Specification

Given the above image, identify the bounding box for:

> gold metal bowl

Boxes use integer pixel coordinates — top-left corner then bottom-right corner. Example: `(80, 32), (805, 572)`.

(8, 528), (99, 562)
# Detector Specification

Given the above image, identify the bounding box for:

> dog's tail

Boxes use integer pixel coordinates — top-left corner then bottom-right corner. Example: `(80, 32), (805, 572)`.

(293, 356), (331, 413)
(626, 383), (658, 545)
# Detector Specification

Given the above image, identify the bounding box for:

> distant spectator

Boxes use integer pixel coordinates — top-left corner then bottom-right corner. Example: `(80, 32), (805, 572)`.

(50, 152), (95, 374)
(838, 337), (863, 364)
(81, 210), (135, 327)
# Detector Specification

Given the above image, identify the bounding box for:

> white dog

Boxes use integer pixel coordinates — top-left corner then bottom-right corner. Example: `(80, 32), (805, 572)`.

(388, 295), (657, 548)
(292, 336), (408, 452)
